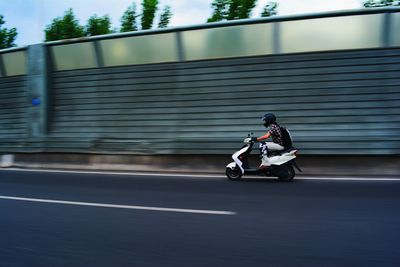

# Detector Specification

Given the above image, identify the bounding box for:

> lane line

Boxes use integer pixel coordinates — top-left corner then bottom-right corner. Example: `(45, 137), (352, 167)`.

(1, 168), (399, 181)
(0, 168), (225, 179)
(296, 177), (400, 181)
(0, 195), (236, 215)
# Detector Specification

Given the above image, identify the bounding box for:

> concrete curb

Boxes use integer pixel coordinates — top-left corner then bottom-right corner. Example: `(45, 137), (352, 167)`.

(2, 153), (400, 177)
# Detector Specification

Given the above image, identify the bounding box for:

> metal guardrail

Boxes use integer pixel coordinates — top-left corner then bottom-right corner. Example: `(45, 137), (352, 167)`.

(43, 7), (400, 45)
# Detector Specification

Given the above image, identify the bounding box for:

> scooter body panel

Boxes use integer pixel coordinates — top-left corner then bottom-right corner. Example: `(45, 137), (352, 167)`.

(267, 150), (297, 166)
(231, 145), (251, 174)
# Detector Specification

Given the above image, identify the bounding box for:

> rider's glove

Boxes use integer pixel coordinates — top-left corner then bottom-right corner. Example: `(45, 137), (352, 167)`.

(244, 137), (258, 144)
(244, 137), (251, 144)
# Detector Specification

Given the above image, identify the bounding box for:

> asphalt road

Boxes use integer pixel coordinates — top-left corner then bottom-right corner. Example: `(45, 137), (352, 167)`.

(0, 169), (399, 267)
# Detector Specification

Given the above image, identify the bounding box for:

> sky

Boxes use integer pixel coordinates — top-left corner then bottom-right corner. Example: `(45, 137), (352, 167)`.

(0, 0), (363, 47)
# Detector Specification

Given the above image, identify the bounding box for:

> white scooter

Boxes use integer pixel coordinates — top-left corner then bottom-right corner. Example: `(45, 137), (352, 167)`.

(225, 134), (301, 181)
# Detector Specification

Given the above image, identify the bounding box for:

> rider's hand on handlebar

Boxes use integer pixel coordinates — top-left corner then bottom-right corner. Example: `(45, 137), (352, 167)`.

(244, 137), (257, 144)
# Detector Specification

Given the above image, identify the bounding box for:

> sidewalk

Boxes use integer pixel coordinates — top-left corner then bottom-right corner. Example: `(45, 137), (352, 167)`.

(1, 153), (400, 177)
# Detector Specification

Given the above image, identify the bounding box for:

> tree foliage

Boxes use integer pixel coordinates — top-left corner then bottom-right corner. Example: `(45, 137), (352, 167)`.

(261, 2), (278, 17)
(207, 0), (277, 22)
(158, 5), (172, 28)
(231, 0), (257, 20)
(208, 0), (229, 22)
(85, 15), (113, 36)
(141, 0), (159, 30)
(0, 15), (17, 49)
(121, 1), (172, 32)
(44, 2), (173, 42)
(120, 3), (139, 32)
(45, 9), (84, 41)
(363, 0), (400, 7)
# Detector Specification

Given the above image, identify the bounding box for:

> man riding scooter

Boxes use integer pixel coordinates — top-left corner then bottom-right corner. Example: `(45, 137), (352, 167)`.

(226, 112), (299, 181)
(249, 113), (292, 170)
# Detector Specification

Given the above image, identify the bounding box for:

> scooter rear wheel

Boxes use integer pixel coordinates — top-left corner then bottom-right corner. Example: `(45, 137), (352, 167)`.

(226, 166), (242, 181)
(278, 165), (295, 182)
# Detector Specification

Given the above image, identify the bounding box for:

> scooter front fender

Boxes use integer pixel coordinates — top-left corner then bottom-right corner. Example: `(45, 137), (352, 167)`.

(226, 162), (237, 170)
(231, 145), (249, 175)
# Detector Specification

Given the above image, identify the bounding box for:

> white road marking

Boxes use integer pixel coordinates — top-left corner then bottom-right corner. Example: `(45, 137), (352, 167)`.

(1, 168), (225, 179)
(0, 195), (236, 215)
(296, 177), (400, 181)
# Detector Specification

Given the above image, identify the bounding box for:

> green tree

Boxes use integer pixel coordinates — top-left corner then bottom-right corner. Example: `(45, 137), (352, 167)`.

(0, 15), (17, 49)
(208, 0), (269, 22)
(236, 0), (257, 19)
(261, 2), (278, 17)
(120, 3), (139, 32)
(208, 0), (230, 22)
(121, 1), (172, 31)
(45, 9), (84, 41)
(363, 0), (400, 7)
(363, 0), (399, 7)
(227, 0), (240, 20)
(158, 5), (172, 28)
(141, 0), (159, 30)
(85, 15), (113, 36)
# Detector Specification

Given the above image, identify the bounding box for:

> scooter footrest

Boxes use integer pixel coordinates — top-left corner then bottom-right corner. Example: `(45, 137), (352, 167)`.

(244, 169), (261, 175)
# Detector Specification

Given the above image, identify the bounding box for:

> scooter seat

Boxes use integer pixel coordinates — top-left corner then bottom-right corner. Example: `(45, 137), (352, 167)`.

(268, 147), (295, 156)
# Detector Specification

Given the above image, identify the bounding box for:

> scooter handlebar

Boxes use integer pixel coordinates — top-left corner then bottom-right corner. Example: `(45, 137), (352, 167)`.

(243, 137), (254, 144)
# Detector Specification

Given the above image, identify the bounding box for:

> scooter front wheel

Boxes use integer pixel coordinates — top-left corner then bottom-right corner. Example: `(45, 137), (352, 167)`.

(226, 166), (242, 181)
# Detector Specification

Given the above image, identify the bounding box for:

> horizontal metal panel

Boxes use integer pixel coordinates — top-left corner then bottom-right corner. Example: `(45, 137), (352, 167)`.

(52, 87), (400, 105)
(51, 82), (400, 101)
(0, 76), (28, 141)
(2, 50), (27, 76)
(51, 49), (400, 78)
(0, 83), (26, 91)
(52, 80), (400, 98)
(100, 33), (178, 67)
(53, 63), (400, 84)
(46, 48), (400, 155)
(182, 23), (274, 60)
(51, 106), (399, 119)
(0, 113), (27, 120)
(51, 42), (97, 71)
(53, 58), (400, 81)
(390, 12), (400, 46)
(52, 69), (400, 88)
(49, 117), (400, 128)
(52, 101), (400, 116)
(50, 110), (400, 123)
(280, 14), (383, 53)
(52, 99), (399, 112)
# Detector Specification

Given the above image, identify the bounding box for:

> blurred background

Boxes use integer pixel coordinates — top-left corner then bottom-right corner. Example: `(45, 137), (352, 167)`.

(0, 1), (399, 175)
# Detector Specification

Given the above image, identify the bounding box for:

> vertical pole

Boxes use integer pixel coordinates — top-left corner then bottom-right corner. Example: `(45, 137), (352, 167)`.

(273, 22), (281, 54)
(93, 41), (104, 68)
(175, 32), (185, 62)
(0, 54), (5, 77)
(27, 44), (48, 137)
(382, 12), (392, 48)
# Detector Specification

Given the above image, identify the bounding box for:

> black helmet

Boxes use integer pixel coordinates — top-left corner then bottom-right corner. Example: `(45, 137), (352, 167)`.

(262, 113), (276, 127)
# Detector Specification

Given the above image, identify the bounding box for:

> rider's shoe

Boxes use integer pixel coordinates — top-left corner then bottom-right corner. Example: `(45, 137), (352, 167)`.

(258, 164), (269, 171)
(260, 156), (271, 169)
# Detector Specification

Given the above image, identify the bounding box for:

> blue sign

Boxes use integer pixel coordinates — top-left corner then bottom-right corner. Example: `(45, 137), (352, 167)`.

(32, 98), (41, 106)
